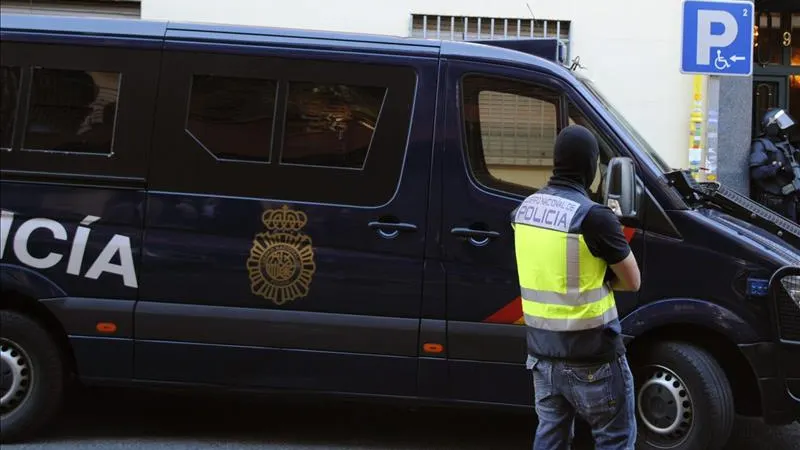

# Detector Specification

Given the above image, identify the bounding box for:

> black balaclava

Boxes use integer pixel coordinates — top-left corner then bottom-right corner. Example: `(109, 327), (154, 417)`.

(548, 124), (599, 195)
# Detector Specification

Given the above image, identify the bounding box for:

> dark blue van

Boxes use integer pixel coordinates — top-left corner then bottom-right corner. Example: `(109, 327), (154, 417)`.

(0, 12), (798, 450)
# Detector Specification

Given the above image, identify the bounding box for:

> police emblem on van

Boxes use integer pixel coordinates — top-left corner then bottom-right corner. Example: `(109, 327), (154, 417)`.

(246, 205), (316, 305)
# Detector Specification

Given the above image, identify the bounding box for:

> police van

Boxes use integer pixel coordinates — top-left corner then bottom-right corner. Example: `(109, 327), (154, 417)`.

(0, 12), (798, 450)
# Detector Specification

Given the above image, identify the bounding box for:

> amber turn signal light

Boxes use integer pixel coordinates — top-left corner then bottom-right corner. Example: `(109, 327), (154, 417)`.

(423, 343), (443, 354)
(96, 322), (117, 334)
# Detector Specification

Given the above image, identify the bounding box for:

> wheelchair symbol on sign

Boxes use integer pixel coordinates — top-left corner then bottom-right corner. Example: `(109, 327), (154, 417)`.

(714, 50), (730, 70)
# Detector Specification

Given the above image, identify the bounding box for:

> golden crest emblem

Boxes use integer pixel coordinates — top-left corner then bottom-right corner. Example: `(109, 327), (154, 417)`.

(247, 205), (316, 305)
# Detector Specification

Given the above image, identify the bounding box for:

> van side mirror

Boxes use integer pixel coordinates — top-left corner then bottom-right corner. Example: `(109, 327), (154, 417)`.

(603, 157), (638, 218)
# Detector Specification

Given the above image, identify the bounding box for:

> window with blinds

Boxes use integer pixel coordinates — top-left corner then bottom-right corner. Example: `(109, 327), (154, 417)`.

(412, 14), (570, 189)
(462, 75), (562, 195)
(478, 90), (557, 168)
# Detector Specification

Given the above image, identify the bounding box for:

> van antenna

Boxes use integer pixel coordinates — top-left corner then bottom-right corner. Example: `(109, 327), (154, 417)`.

(569, 55), (587, 71)
(527, 2), (575, 68)
(526, 2), (536, 22)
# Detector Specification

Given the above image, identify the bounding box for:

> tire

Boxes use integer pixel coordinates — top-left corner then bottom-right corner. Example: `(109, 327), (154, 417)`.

(0, 310), (65, 444)
(631, 341), (734, 450)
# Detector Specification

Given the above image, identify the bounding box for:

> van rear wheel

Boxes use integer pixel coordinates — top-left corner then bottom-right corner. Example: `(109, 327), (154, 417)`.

(632, 341), (734, 450)
(0, 310), (65, 443)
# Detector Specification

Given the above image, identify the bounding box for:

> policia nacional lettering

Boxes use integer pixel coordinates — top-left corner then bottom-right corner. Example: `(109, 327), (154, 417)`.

(515, 194), (579, 232)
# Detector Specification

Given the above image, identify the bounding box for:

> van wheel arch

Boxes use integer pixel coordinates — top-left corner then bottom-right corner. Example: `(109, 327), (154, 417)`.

(0, 291), (77, 380)
(0, 304), (71, 443)
(627, 324), (761, 418)
(628, 340), (734, 450)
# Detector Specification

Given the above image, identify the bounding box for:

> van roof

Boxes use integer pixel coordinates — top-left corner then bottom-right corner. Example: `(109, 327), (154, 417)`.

(0, 12), (571, 76)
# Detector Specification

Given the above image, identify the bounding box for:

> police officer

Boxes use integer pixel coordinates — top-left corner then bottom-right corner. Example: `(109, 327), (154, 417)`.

(749, 108), (800, 223)
(511, 124), (641, 450)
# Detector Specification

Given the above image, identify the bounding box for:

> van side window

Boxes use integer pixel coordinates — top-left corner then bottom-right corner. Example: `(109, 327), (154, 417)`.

(1, 66), (21, 150)
(24, 68), (120, 155)
(187, 75), (277, 163)
(567, 102), (620, 199)
(150, 51), (417, 206)
(281, 83), (386, 170)
(461, 75), (560, 196)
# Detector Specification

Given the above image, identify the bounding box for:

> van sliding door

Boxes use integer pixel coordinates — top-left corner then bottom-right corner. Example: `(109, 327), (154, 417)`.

(135, 34), (438, 397)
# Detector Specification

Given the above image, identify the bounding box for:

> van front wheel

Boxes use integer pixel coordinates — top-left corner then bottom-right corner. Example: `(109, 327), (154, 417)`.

(0, 310), (65, 443)
(632, 341), (734, 450)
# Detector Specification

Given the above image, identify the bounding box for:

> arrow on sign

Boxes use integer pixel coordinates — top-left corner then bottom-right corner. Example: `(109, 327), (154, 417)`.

(730, 55), (745, 62)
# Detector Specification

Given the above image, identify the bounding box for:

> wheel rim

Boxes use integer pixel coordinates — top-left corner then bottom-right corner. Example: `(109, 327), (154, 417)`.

(636, 364), (694, 448)
(0, 338), (34, 418)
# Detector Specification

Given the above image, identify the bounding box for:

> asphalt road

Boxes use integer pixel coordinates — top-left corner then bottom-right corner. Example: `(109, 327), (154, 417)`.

(5, 386), (800, 450)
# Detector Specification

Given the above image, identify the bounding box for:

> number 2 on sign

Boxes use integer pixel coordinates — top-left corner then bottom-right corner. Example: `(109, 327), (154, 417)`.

(743, 8), (748, 16)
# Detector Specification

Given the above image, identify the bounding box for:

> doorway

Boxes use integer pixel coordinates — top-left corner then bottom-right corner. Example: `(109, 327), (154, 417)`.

(752, 9), (800, 145)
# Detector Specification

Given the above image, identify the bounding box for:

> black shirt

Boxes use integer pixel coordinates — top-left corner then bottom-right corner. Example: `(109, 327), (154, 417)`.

(581, 204), (632, 266)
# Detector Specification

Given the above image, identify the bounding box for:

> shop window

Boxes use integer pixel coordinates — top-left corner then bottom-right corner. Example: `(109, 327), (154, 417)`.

(0, 66), (20, 149)
(23, 68), (120, 155)
(187, 75), (277, 163)
(790, 12), (800, 144)
(462, 75), (560, 195)
(792, 13), (800, 67)
(756, 12), (784, 65)
(790, 75), (800, 146)
(281, 82), (386, 170)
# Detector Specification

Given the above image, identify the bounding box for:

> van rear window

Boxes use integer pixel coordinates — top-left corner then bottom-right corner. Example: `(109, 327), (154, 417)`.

(281, 82), (386, 170)
(24, 68), (120, 155)
(0, 66), (21, 150)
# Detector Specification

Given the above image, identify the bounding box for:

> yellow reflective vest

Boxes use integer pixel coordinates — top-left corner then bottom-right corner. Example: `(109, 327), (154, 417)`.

(512, 185), (624, 362)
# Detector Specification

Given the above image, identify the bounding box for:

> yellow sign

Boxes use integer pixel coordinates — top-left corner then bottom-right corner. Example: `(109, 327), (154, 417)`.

(247, 205), (316, 305)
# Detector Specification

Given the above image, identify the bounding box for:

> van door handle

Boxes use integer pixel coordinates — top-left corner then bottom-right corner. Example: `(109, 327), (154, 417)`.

(450, 227), (500, 246)
(450, 227), (500, 239)
(368, 221), (418, 239)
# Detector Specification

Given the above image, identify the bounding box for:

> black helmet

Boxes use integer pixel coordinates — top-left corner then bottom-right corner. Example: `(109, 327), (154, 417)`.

(761, 108), (796, 138)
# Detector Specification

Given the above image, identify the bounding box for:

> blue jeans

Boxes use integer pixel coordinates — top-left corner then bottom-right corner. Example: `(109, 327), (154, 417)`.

(528, 354), (637, 450)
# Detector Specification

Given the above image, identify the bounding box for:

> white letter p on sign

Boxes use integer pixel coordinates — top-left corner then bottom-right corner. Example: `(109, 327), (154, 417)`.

(696, 10), (737, 65)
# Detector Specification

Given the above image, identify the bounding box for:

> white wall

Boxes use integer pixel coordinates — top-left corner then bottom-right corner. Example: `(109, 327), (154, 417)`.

(142, 0), (696, 170)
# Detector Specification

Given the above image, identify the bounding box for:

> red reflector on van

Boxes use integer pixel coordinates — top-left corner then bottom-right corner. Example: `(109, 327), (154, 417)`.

(96, 322), (117, 334)
(423, 343), (443, 353)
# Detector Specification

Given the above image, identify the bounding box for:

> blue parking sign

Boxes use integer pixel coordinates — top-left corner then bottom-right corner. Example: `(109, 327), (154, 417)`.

(681, 0), (755, 76)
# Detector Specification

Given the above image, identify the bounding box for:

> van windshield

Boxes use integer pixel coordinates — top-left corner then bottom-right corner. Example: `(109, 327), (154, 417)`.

(577, 77), (674, 174)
